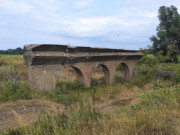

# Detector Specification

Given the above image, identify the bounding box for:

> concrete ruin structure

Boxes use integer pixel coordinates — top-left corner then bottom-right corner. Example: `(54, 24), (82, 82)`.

(24, 44), (143, 91)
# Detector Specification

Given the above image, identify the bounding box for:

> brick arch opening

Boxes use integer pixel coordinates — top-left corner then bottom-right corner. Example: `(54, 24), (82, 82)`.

(115, 63), (130, 82)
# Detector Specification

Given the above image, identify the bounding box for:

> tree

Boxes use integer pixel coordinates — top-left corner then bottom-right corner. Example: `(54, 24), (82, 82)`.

(150, 5), (180, 62)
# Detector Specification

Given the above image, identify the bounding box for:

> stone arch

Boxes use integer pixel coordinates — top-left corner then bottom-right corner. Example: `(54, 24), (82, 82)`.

(70, 66), (85, 84)
(116, 63), (130, 80)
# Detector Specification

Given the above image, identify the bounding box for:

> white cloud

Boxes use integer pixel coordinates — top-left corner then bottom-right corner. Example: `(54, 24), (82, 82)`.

(1, 0), (180, 49)
(0, 0), (33, 14)
(0, 0), (64, 15)
(40, 14), (155, 38)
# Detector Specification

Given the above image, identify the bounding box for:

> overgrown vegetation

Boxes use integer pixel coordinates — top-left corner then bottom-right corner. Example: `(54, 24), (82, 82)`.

(0, 53), (180, 134)
(2, 81), (180, 135)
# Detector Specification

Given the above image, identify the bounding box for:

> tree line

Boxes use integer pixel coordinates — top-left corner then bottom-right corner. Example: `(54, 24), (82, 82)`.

(0, 47), (24, 55)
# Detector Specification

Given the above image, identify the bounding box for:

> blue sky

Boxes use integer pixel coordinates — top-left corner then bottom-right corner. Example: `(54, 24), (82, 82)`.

(0, 0), (179, 50)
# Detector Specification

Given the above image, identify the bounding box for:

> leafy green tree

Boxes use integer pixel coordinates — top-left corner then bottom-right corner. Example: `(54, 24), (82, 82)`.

(150, 5), (180, 61)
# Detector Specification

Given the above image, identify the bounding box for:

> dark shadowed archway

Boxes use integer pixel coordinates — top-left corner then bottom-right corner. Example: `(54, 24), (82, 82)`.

(115, 63), (130, 83)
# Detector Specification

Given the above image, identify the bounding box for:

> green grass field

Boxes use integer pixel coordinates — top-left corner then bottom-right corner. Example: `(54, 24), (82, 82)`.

(0, 55), (180, 135)
(0, 55), (24, 62)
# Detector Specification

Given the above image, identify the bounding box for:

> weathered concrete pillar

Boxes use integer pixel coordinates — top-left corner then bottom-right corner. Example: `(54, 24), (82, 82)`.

(71, 63), (92, 87)
(122, 63), (130, 80)
(71, 66), (86, 85)
(117, 60), (138, 80)
(28, 65), (57, 91)
(101, 64), (110, 84)
(110, 60), (134, 81)
(101, 62), (117, 85)
(126, 60), (138, 80)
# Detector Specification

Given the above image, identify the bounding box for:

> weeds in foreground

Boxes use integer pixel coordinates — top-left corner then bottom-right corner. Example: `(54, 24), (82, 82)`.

(2, 86), (180, 135)
(0, 55), (180, 134)
(3, 101), (102, 135)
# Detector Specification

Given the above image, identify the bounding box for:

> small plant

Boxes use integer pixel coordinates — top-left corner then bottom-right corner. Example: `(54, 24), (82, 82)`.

(91, 77), (105, 86)
(56, 80), (84, 91)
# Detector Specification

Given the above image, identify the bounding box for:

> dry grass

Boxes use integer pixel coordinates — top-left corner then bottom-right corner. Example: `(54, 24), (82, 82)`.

(98, 107), (180, 135)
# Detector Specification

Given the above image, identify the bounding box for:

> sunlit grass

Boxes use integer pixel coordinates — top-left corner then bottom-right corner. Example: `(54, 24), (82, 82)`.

(0, 55), (24, 63)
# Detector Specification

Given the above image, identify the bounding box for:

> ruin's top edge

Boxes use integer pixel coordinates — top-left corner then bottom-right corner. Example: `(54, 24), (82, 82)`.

(24, 44), (141, 53)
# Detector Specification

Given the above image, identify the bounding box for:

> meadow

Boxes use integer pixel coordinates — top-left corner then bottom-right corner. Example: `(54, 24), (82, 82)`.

(0, 54), (180, 135)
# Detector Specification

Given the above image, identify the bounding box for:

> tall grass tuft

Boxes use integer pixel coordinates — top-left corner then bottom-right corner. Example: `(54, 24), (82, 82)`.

(0, 81), (32, 102)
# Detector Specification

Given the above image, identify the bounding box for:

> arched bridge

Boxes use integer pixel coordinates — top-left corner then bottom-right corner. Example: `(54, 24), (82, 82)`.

(24, 44), (143, 91)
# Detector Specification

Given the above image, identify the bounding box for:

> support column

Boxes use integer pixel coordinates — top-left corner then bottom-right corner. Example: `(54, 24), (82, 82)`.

(28, 65), (57, 91)
(123, 60), (138, 80)
(102, 62), (117, 85)
(71, 63), (93, 87)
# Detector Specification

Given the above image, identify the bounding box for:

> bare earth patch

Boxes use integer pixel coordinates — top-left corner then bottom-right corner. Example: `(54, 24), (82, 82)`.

(0, 100), (65, 133)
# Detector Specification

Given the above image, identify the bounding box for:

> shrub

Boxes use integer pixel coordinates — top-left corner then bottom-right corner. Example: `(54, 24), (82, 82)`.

(0, 65), (20, 82)
(138, 55), (159, 67)
(157, 50), (171, 63)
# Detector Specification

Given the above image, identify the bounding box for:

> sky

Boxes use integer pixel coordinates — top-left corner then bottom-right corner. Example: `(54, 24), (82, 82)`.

(0, 0), (180, 50)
